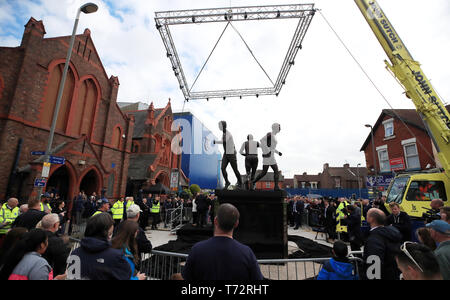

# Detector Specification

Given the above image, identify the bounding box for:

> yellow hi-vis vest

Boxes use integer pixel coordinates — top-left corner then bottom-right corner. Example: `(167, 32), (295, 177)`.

(336, 201), (349, 233)
(92, 211), (103, 217)
(0, 204), (19, 234)
(40, 202), (51, 212)
(111, 201), (124, 220)
(151, 201), (160, 214)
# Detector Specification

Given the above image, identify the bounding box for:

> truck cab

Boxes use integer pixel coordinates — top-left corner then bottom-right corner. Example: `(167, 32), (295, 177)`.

(386, 173), (449, 219)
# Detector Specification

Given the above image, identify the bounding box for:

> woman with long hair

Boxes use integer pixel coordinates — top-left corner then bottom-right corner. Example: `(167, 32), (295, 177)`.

(112, 220), (146, 280)
(0, 228), (65, 280)
(416, 227), (437, 251)
(0, 227), (28, 268)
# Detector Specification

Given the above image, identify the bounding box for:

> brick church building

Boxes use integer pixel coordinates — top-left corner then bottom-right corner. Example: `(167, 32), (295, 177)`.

(122, 101), (189, 196)
(0, 18), (133, 202)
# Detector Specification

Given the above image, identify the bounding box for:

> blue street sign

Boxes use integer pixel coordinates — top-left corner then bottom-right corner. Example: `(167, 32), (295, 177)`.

(34, 178), (47, 187)
(49, 156), (65, 165)
(31, 151), (45, 155)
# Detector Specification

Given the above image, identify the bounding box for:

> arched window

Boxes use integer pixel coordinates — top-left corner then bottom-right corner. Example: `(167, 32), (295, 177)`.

(112, 126), (122, 149)
(71, 78), (98, 137)
(41, 63), (76, 132)
(132, 141), (140, 153)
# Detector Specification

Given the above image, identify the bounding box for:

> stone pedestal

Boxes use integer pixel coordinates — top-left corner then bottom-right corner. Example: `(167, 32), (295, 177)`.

(215, 189), (288, 259)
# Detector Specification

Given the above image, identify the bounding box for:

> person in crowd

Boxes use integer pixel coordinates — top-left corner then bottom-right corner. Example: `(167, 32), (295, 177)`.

(83, 194), (97, 219)
(361, 199), (371, 220)
(13, 198), (47, 231)
(137, 197), (150, 229)
(336, 197), (349, 238)
(191, 196), (198, 227)
(0, 227), (28, 268)
(150, 196), (161, 230)
(111, 197), (125, 227)
(112, 220), (146, 280)
(19, 204), (28, 215)
(0, 198), (20, 246)
(72, 191), (86, 225)
(40, 213), (70, 277)
(122, 196), (135, 221)
(373, 196), (390, 217)
(440, 206), (450, 224)
(344, 204), (363, 251)
(52, 199), (68, 234)
(386, 202), (412, 242)
(416, 227), (437, 251)
(426, 220), (450, 280)
(115, 204), (152, 256)
(69, 213), (131, 280)
(174, 203), (263, 280)
(395, 242), (442, 280)
(363, 208), (402, 280)
(40, 193), (52, 213)
(317, 240), (358, 280)
(323, 198), (337, 243)
(208, 195), (217, 225)
(92, 198), (110, 217)
(0, 228), (65, 280)
(430, 199), (444, 214)
(293, 197), (304, 230)
(287, 197), (294, 227)
(195, 192), (209, 228)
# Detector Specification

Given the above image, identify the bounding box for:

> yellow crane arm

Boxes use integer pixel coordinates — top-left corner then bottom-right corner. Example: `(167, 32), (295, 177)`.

(355, 0), (450, 174)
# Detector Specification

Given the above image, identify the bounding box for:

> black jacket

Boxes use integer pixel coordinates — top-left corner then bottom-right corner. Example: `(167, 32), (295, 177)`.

(71, 237), (131, 280)
(13, 209), (47, 230)
(195, 194), (209, 212)
(42, 231), (71, 276)
(363, 226), (402, 280)
(323, 205), (336, 226)
(386, 211), (412, 242)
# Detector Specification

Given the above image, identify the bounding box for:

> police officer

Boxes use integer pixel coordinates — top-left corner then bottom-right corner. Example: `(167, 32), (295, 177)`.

(0, 198), (20, 246)
(92, 198), (111, 217)
(40, 193), (52, 213)
(151, 196), (161, 230)
(111, 197), (125, 226)
(336, 197), (349, 239)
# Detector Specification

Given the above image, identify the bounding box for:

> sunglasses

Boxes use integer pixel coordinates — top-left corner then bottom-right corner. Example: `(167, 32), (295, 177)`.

(400, 242), (424, 273)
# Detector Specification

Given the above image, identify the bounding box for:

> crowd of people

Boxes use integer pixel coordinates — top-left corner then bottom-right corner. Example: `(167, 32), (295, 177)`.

(285, 195), (450, 280)
(0, 189), (449, 280)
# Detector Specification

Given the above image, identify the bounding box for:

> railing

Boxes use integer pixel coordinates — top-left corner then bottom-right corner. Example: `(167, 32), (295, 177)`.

(139, 250), (363, 280)
(164, 206), (185, 233)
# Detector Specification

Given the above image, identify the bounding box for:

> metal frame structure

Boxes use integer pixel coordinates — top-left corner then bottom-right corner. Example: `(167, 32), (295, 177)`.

(155, 4), (316, 101)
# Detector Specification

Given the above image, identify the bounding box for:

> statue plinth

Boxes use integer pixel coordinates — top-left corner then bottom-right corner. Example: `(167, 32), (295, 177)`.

(215, 189), (288, 259)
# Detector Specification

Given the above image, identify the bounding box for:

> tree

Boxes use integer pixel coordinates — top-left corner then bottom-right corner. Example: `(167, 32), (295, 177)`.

(189, 184), (201, 195)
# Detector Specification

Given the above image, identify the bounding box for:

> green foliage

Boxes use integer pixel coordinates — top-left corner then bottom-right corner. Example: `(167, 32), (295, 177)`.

(189, 184), (201, 195)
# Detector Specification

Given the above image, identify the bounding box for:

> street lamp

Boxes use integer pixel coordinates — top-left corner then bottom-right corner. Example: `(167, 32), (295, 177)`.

(357, 163), (361, 199)
(39, 3), (98, 195)
(365, 124), (377, 176)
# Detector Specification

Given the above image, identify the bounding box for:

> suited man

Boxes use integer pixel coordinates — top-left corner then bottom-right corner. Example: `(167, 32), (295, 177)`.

(293, 198), (304, 230)
(323, 199), (337, 242)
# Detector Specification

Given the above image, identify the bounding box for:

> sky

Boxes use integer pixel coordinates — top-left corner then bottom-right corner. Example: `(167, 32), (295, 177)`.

(1, 0), (449, 182)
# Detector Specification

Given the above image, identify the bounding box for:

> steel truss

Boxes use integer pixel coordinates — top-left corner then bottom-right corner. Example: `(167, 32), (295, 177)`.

(155, 4), (316, 101)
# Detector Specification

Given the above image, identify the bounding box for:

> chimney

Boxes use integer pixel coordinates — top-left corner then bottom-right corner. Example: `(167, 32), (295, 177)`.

(21, 17), (46, 48)
(344, 163), (350, 168)
(323, 163), (329, 170)
(146, 102), (155, 125)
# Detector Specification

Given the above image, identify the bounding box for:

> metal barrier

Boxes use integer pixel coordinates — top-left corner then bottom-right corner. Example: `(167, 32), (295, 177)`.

(140, 250), (363, 280)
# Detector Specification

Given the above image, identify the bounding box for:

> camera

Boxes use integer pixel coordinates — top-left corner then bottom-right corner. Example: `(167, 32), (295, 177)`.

(422, 207), (441, 223)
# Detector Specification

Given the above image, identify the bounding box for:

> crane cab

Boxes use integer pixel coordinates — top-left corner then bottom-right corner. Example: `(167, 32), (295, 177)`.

(385, 173), (449, 219)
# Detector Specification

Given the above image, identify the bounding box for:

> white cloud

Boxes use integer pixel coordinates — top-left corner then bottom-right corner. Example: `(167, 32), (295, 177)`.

(1, 0), (449, 183)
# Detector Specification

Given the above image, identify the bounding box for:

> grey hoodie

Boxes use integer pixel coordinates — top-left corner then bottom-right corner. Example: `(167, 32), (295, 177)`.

(10, 252), (52, 280)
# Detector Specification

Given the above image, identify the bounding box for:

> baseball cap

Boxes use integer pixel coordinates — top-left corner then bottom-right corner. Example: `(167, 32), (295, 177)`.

(127, 204), (142, 218)
(97, 198), (109, 204)
(426, 220), (450, 235)
(41, 192), (51, 198)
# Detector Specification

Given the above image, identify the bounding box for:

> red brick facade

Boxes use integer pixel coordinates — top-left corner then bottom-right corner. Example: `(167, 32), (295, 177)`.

(360, 109), (440, 174)
(0, 18), (133, 202)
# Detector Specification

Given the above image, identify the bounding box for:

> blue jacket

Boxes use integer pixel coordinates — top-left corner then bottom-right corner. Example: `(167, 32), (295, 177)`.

(71, 237), (131, 280)
(123, 247), (139, 280)
(317, 258), (358, 280)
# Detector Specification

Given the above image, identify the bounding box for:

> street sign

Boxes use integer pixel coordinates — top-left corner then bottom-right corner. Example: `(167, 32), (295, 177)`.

(34, 178), (47, 187)
(31, 151), (45, 155)
(42, 162), (51, 178)
(366, 175), (394, 188)
(49, 156), (65, 165)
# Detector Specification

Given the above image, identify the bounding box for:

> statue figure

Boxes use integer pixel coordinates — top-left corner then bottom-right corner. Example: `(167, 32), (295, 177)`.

(239, 134), (260, 190)
(214, 121), (243, 190)
(252, 123), (283, 191)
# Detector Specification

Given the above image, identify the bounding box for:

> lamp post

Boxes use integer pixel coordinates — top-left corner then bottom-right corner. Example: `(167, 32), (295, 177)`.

(365, 124), (377, 176)
(357, 163), (361, 199)
(38, 3), (98, 196)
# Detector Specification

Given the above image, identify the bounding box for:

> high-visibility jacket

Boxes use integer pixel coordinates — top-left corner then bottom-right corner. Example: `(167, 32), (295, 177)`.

(151, 201), (160, 214)
(111, 201), (124, 220)
(40, 202), (51, 212)
(336, 201), (349, 233)
(0, 204), (19, 234)
(92, 210), (103, 217)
